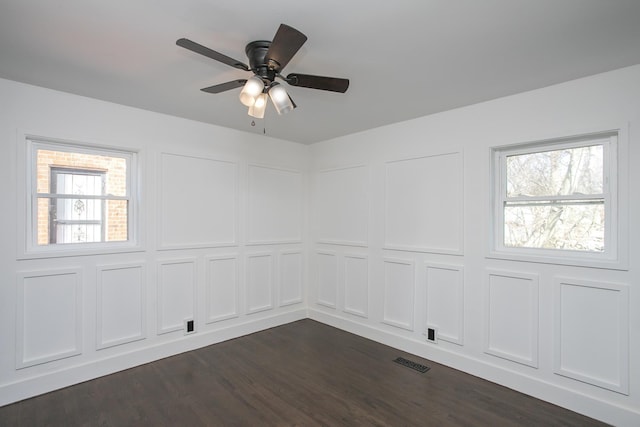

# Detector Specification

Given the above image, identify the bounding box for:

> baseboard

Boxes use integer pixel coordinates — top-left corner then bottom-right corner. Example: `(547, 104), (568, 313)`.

(0, 309), (306, 407)
(308, 309), (640, 427)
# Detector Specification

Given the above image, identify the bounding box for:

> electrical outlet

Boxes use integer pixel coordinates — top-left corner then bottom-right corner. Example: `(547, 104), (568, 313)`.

(184, 319), (195, 335)
(426, 327), (437, 343)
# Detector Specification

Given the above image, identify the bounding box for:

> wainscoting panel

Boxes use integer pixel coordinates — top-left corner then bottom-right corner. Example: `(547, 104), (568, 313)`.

(205, 255), (239, 323)
(245, 253), (274, 314)
(280, 250), (303, 307)
(96, 263), (146, 349)
(247, 165), (302, 245)
(16, 268), (82, 368)
(157, 259), (196, 334)
(315, 165), (369, 246)
(384, 152), (463, 254)
(485, 270), (538, 367)
(343, 253), (369, 318)
(554, 277), (629, 394)
(382, 258), (415, 331)
(316, 251), (338, 309)
(159, 153), (237, 249)
(426, 263), (464, 345)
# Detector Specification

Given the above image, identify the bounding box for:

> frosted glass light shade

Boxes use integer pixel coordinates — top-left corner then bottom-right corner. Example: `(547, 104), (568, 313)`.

(248, 93), (267, 118)
(269, 84), (295, 115)
(239, 76), (264, 107)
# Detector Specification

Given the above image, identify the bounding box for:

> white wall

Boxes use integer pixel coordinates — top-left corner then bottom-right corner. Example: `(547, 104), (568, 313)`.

(1, 64), (639, 426)
(308, 65), (640, 426)
(0, 78), (308, 405)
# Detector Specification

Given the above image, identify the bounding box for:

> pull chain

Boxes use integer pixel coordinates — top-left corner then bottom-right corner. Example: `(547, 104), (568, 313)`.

(250, 117), (267, 136)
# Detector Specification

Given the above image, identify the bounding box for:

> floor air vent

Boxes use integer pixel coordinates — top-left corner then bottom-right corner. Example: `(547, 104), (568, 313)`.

(393, 357), (430, 373)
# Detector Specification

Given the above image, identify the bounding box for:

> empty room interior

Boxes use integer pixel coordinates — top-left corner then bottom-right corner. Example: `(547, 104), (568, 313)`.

(1, 1), (639, 425)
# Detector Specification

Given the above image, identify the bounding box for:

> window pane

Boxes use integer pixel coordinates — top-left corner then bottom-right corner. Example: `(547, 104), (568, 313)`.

(53, 171), (103, 196)
(37, 149), (128, 196)
(506, 145), (603, 198)
(37, 197), (128, 245)
(106, 200), (128, 242)
(56, 223), (102, 244)
(504, 202), (604, 251)
(36, 198), (49, 245)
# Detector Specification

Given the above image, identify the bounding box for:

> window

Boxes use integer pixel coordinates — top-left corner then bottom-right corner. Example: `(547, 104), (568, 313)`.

(492, 132), (620, 265)
(26, 138), (137, 253)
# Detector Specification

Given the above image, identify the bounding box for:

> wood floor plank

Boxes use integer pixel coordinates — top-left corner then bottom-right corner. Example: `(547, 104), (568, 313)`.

(0, 319), (607, 426)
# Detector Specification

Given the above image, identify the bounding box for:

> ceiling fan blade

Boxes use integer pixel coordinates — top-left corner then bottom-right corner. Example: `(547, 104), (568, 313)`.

(265, 24), (307, 72)
(177, 38), (249, 71)
(200, 79), (247, 94)
(286, 73), (349, 93)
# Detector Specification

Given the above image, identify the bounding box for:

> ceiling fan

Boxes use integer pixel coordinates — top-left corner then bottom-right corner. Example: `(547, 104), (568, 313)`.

(176, 24), (349, 118)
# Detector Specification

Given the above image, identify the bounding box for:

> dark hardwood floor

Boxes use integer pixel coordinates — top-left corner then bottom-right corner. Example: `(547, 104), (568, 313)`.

(0, 319), (606, 426)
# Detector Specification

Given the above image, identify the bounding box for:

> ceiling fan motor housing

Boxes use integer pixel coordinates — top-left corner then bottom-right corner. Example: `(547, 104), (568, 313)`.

(246, 41), (277, 84)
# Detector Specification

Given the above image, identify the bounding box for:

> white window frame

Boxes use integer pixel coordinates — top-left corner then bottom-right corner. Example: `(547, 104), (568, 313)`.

(21, 136), (141, 258)
(489, 130), (627, 270)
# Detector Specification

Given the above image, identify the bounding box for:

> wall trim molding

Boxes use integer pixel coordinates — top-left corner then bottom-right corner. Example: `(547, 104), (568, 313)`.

(553, 276), (629, 394)
(16, 268), (83, 369)
(156, 258), (197, 334)
(484, 269), (539, 368)
(425, 262), (464, 345)
(96, 262), (147, 350)
(342, 253), (369, 318)
(204, 254), (240, 324)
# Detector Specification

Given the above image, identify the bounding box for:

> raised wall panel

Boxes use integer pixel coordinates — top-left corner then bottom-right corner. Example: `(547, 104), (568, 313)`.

(16, 269), (82, 368)
(384, 152), (463, 254)
(426, 263), (464, 345)
(280, 251), (303, 306)
(157, 260), (196, 334)
(383, 258), (415, 331)
(205, 256), (239, 323)
(315, 165), (369, 246)
(97, 263), (145, 349)
(159, 153), (237, 249)
(246, 253), (274, 314)
(247, 165), (302, 245)
(343, 254), (368, 318)
(316, 251), (337, 308)
(554, 277), (629, 394)
(485, 270), (538, 367)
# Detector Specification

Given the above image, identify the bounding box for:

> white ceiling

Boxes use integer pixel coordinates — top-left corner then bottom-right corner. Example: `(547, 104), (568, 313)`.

(2, 0), (640, 144)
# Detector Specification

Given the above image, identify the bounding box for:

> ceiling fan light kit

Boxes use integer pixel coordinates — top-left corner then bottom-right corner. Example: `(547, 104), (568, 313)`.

(177, 23), (349, 119)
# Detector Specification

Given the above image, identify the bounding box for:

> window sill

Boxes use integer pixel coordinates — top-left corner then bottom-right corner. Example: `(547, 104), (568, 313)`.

(486, 249), (628, 271)
(18, 243), (145, 260)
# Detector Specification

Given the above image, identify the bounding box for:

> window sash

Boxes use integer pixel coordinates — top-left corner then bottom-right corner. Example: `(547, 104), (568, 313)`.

(505, 199), (604, 207)
(36, 193), (130, 201)
(30, 139), (132, 197)
(505, 194), (604, 203)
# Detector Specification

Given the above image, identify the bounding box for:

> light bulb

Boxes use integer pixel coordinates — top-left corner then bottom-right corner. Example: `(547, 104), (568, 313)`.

(248, 93), (267, 118)
(269, 84), (294, 115)
(239, 76), (264, 107)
